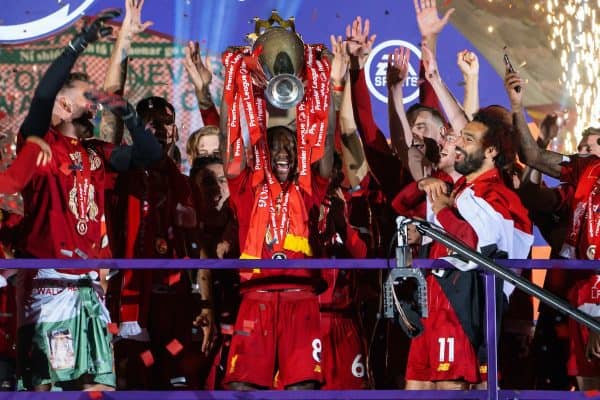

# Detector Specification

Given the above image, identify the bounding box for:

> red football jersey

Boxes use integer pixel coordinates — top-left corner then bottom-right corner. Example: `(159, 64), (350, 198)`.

(19, 129), (114, 273)
(228, 169), (328, 289)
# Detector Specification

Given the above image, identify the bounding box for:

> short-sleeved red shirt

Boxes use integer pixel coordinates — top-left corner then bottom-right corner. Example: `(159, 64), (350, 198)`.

(228, 168), (329, 289)
(19, 129), (114, 272)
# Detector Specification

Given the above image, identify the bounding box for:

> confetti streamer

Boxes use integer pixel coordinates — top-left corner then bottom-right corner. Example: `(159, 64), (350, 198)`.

(140, 350), (155, 367)
(166, 339), (184, 356)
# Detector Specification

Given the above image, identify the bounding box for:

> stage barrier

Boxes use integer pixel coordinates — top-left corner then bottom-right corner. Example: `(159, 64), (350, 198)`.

(1, 257), (600, 400)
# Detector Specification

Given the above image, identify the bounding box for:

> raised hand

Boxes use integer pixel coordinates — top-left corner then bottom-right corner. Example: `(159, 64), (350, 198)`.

(345, 16), (376, 69)
(504, 70), (525, 109)
(457, 50), (479, 77)
(122, 0), (153, 36)
(418, 176), (449, 201)
(184, 41), (213, 91)
(329, 35), (349, 86)
(70, 8), (122, 53)
(387, 47), (411, 88)
(414, 0), (455, 39)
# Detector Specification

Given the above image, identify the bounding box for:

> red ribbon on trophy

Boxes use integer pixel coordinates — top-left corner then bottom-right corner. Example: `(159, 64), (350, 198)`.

(221, 43), (331, 196)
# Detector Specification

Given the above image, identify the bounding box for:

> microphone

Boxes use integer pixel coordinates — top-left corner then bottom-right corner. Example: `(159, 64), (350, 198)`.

(395, 216), (412, 268)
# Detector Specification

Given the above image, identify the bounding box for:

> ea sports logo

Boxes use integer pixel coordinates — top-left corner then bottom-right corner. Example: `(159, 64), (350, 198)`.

(0, 0), (97, 44)
(365, 40), (421, 104)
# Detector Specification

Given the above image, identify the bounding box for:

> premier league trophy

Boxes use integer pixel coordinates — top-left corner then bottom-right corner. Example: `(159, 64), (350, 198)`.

(220, 10), (331, 187)
(248, 11), (306, 109)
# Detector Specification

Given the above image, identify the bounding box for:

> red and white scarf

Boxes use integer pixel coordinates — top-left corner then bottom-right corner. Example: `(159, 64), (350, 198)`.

(222, 43), (331, 258)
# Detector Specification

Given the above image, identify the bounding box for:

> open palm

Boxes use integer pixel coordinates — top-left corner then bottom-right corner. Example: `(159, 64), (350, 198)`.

(124, 0), (153, 35)
(414, 0), (455, 38)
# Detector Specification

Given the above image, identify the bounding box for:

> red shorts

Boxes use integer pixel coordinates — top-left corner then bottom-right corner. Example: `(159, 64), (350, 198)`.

(223, 289), (322, 388)
(567, 275), (600, 377)
(406, 275), (480, 383)
(320, 312), (368, 389)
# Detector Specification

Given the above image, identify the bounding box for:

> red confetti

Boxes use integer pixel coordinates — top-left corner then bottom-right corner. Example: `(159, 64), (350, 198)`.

(166, 339), (183, 356)
(585, 390), (600, 398)
(168, 271), (181, 286)
(140, 350), (154, 367)
(107, 323), (119, 335)
(88, 391), (103, 400)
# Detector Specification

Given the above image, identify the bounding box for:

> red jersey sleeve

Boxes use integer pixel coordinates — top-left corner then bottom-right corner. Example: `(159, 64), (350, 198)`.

(350, 69), (392, 154)
(0, 141), (43, 194)
(344, 224), (368, 258)
(200, 105), (220, 127)
(349, 70), (413, 200)
(418, 60), (442, 112)
(391, 181), (426, 218)
(308, 172), (331, 209)
(436, 207), (478, 249)
(227, 169), (253, 249)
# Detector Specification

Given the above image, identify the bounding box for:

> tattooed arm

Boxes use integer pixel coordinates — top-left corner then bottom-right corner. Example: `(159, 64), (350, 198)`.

(505, 71), (563, 178)
(99, 0), (152, 144)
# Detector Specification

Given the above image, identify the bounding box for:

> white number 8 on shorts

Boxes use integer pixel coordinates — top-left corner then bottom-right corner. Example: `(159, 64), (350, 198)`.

(311, 338), (322, 362)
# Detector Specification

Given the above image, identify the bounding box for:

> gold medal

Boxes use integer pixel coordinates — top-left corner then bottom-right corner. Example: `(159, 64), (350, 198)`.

(587, 245), (596, 260)
(76, 219), (88, 235)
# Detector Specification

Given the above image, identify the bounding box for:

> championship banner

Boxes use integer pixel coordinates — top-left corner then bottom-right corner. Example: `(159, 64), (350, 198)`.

(0, 20), (224, 175)
(0, 20), (225, 213)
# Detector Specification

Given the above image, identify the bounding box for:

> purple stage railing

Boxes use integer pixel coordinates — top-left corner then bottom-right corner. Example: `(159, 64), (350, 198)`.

(2, 258), (600, 400)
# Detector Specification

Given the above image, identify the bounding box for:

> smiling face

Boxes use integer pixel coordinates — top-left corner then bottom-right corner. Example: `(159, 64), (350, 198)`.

(268, 126), (297, 183)
(454, 121), (488, 176)
(438, 136), (457, 172)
